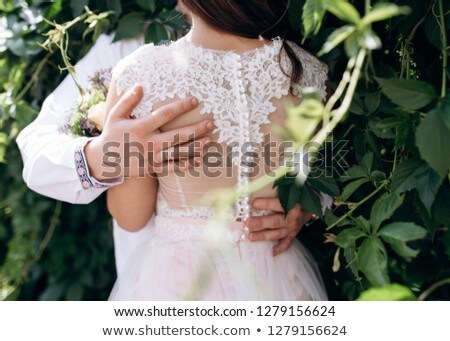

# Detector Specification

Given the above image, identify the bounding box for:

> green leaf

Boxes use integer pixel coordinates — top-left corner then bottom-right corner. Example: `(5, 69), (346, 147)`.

(158, 10), (187, 30)
(339, 178), (370, 201)
(350, 216), (371, 234)
(357, 237), (389, 286)
(438, 94), (450, 131)
(324, 208), (340, 226)
(324, 0), (361, 24)
(106, 0), (122, 20)
(274, 174), (296, 187)
(335, 227), (366, 248)
(415, 165), (443, 214)
(0, 132), (8, 163)
(144, 23), (171, 44)
(340, 165), (367, 182)
(298, 184), (323, 217)
(361, 4), (411, 26)
(375, 78), (437, 111)
(113, 13), (146, 42)
(302, 0), (326, 39)
(379, 222), (427, 259)
(357, 284), (416, 301)
(288, 184), (301, 215)
(349, 93), (365, 115)
(433, 184), (450, 226)
(370, 193), (404, 232)
(70, 0), (88, 16)
(386, 239), (420, 259)
(344, 32), (359, 58)
(308, 176), (340, 197)
(371, 171), (387, 184)
(379, 222), (427, 242)
(364, 92), (381, 115)
(416, 106), (450, 179)
(136, 0), (156, 12)
(45, 0), (63, 19)
(391, 159), (426, 193)
(361, 152), (374, 175)
(276, 177), (301, 216)
(319, 25), (355, 56)
(343, 246), (360, 280)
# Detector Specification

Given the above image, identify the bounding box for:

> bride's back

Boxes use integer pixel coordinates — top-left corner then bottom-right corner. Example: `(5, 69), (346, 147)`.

(112, 1), (327, 219)
(112, 37), (327, 219)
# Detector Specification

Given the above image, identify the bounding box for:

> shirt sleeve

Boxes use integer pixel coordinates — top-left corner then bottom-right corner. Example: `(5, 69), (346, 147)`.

(16, 33), (144, 204)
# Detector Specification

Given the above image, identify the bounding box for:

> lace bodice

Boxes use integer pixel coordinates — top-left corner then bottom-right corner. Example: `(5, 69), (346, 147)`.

(114, 37), (327, 146)
(112, 36), (328, 224)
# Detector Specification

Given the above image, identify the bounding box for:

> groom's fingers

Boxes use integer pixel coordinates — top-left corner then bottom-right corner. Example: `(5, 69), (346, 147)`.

(252, 197), (284, 212)
(248, 228), (290, 242)
(246, 214), (289, 230)
(152, 157), (202, 174)
(152, 137), (210, 164)
(156, 120), (214, 147)
(272, 237), (295, 256)
(109, 83), (143, 120)
(246, 204), (302, 230)
(140, 97), (199, 130)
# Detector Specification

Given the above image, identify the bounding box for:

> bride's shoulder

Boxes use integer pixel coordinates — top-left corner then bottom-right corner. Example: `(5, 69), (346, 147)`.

(111, 42), (175, 94)
(286, 41), (328, 72)
(113, 43), (170, 72)
(285, 41), (328, 100)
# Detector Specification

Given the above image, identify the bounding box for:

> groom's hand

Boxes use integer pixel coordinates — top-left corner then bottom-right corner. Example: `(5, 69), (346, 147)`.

(245, 198), (313, 256)
(86, 84), (214, 180)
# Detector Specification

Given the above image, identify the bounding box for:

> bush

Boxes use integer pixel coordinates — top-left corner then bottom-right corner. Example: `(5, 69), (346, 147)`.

(0, 0), (449, 300)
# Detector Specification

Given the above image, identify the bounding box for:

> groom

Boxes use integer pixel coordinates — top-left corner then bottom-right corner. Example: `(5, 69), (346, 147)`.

(17, 33), (313, 277)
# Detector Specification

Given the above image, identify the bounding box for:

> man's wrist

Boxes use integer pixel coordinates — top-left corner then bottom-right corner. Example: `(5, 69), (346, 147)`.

(82, 137), (124, 184)
(84, 137), (106, 180)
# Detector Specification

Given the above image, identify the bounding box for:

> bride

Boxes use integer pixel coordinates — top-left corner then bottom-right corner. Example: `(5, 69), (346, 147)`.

(105, 0), (328, 300)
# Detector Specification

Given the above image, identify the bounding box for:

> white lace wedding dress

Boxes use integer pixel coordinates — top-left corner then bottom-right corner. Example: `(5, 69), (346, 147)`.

(108, 36), (328, 300)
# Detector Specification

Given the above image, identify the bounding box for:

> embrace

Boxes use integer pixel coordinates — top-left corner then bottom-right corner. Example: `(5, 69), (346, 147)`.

(17, 0), (329, 300)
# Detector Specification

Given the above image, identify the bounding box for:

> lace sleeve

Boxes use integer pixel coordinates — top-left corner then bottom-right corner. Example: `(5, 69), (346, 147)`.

(287, 42), (328, 101)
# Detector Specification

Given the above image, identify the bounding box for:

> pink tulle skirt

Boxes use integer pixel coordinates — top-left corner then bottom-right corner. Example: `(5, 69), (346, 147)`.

(109, 215), (327, 301)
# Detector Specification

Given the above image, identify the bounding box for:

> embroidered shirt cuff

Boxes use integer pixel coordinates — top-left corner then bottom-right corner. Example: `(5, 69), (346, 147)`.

(74, 138), (124, 190)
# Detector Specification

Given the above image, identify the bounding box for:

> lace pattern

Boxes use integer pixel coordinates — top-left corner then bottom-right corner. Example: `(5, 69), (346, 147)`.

(112, 37), (328, 148)
(156, 191), (273, 220)
(113, 37), (328, 221)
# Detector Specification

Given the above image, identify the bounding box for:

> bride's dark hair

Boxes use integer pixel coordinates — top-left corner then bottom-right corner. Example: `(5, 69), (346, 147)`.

(180, 0), (302, 84)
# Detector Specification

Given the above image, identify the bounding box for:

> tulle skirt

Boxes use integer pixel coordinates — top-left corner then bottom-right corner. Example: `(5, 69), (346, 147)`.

(109, 215), (327, 301)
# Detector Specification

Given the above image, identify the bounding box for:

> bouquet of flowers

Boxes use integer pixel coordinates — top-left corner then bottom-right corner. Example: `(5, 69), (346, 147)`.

(61, 68), (111, 137)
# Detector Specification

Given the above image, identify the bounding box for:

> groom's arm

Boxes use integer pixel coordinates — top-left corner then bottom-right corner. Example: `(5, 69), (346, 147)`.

(16, 33), (144, 204)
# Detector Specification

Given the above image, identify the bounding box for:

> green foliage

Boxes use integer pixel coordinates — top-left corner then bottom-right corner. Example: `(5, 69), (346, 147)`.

(284, 0), (450, 300)
(1, 0), (449, 301)
(0, 0), (180, 300)
(357, 283), (416, 301)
